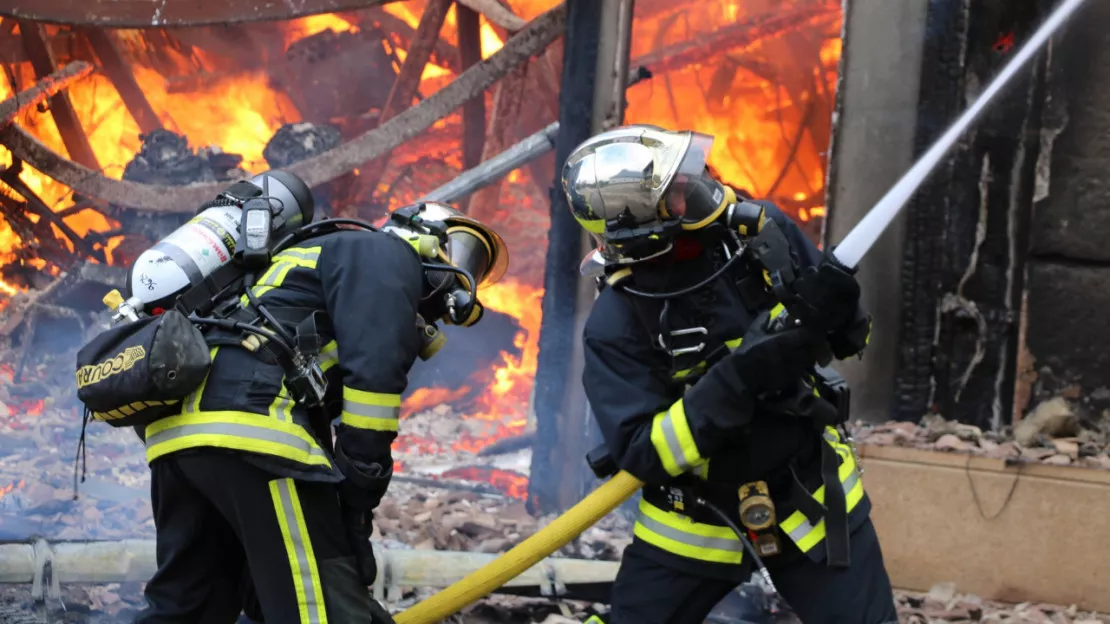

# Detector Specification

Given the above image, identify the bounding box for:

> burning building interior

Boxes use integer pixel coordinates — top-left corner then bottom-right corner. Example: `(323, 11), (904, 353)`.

(0, 0), (1106, 621)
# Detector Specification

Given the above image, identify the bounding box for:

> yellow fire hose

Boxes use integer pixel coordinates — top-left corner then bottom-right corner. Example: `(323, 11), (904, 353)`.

(393, 470), (644, 624)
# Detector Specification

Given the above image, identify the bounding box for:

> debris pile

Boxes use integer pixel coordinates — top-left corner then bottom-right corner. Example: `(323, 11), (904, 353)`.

(852, 397), (1110, 469)
(372, 480), (633, 560)
(896, 584), (1110, 624)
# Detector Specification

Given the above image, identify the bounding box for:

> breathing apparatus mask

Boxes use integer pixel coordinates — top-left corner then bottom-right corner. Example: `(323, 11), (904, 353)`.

(563, 125), (766, 290)
(381, 201), (509, 335)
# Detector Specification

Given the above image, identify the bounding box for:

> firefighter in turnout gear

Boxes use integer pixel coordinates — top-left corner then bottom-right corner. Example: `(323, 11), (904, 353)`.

(132, 189), (508, 624)
(563, 125), (897, 624)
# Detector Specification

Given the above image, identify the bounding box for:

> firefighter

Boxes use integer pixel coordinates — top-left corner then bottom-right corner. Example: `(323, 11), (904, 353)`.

(563, 125), (898, 624)
(132, 200), (508, 624)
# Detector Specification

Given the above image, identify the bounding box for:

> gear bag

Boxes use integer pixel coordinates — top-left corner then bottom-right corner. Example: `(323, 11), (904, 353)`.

(75, 309), (211, 428)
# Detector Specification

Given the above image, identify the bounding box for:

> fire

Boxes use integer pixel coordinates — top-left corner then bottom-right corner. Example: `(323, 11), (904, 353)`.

(402, 385), (472, 418)
(455, 279), (542, 450)
(440, 466), (528, 500)
(0, 0), (841, 502)
(624, 0), (841, 221)
(0, 479), (25, 503)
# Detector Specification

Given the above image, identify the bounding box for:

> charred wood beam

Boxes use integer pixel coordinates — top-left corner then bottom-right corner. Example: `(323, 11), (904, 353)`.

(464, 63), (527, 220)
(457, 2), (488, 214)
(0, 61), (93, 127)
(78, 28), (162, 136)
(17, 22), (100, 171)
(631, 7), (838, 76)
(528, 0), (604, 515)
(0, 4), (569, 213)
(357, 0), (453, 208)
(351, 8), (460, 73)
(457, 0), (526, 31)
(0, 161), (104, 263)
(893, 0), (1049, 429)
(0, 0), (402, 29)
(380, 0), (453, 123)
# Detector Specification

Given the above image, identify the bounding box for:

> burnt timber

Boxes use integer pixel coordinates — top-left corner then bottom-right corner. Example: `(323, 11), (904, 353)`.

(527, 0), (602, 514)
(892, 0), (1051, 429)
(0, 0), (396, 28)
(0, 3), (569, 213)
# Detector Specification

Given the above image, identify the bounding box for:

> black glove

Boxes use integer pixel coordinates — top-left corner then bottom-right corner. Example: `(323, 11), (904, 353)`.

(828, 308), (871, 360)
(341, 503), (378, 586)
(728, 308), (825, 394)
(789, 251), (861, 333)
(682, 308), (820, 455)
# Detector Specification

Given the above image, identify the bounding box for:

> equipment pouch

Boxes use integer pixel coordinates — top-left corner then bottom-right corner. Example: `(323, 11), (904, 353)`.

(75, 309), (211, 427)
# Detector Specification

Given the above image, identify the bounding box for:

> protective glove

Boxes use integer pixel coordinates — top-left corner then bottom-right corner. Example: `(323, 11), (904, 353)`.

(728, 307), (825, 395)
(341, 503), (378, 586)
(828, 307), (871, 360)
(788, 251), (862, 334)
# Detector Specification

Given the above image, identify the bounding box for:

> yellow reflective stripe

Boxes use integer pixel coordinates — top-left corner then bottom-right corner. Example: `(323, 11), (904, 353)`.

(319, 340), (339, 373)
(269, 385), (295, 423)
(340, 387), (401, 432)
(649, 400), (703, 477)
(270, 478), (328, 624)
(633, 499), (743, 564)
(574, 215), (605, 234)
(779, 431), (864, 553)
(183, 347), (219, 414)
(770, 302), (785, 319)
(239, 247), (322, 303)
(145, 411), (332, 468)
(670, 337), (743, 381)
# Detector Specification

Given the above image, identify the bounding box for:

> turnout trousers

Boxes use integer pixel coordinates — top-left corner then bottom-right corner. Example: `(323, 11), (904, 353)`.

(607, 518), (898, 624)
(134, 451), (380, 624)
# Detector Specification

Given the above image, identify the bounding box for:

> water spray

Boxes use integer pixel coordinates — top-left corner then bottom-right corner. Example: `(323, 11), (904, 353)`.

(832, 0), (1090, 269)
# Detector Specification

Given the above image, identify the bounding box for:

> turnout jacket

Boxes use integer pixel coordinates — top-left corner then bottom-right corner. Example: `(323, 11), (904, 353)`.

(143, 229), (423, 490)
(583, 202), (871, 582)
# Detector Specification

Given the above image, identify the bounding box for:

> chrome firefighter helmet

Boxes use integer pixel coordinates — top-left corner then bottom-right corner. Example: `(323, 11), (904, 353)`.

(563, 125), (735, 275)
(382, 201), (509, 327)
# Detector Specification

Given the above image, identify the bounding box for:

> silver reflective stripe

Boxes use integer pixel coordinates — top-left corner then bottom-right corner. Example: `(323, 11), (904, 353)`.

(692, 462), (709, 480)
(342, 400), (400, 421)
(273, 479), (325, 624)
(786, 469), (862, 543)
(147, 422), (328, 462)
(272, 394), (294, 422)
(658, 412), (695, 472)
(636, 509), (744, 554)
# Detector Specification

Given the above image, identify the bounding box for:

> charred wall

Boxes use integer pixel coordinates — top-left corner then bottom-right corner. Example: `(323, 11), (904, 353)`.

(1025, 0), (1110, 413)
(892, 0), (1050, 429)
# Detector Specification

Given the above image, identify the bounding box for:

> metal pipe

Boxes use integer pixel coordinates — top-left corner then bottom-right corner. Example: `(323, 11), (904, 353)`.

(420, 121), (560, 203)
(0, 539), (618, 597)
(419, 66), (651, 205)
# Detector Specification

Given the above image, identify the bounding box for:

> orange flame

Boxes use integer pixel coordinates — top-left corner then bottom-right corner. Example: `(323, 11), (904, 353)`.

(402, 385), (472, 418)
(441, 466), (528, 499)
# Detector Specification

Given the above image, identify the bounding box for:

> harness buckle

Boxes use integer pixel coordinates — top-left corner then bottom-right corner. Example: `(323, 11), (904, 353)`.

(657, 326), (708, 357)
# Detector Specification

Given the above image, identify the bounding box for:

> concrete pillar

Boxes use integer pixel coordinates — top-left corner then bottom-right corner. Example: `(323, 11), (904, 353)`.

(822, 0), (930, 422)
